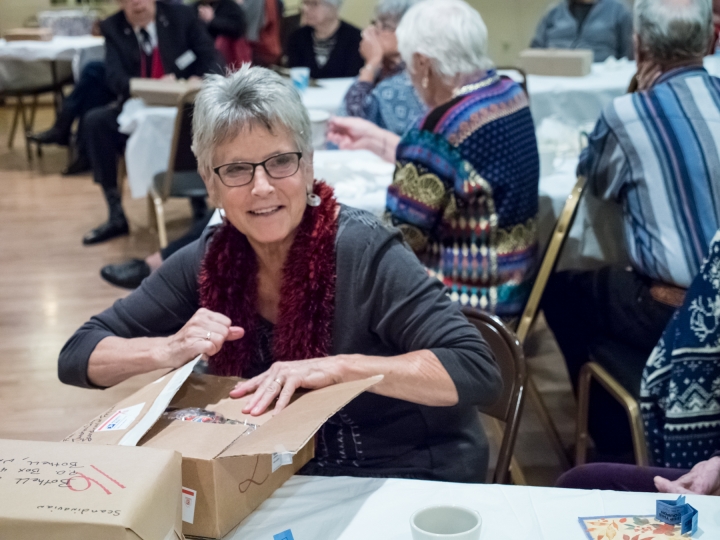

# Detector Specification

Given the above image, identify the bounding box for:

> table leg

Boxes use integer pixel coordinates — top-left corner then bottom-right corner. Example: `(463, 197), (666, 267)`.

(50, 60), (64, 116)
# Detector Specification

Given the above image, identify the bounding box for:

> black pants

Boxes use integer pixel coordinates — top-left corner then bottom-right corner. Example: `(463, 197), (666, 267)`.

(65, 61), (116, 156)
(85, 103), (128, 193)
(541, 266), (676, 456)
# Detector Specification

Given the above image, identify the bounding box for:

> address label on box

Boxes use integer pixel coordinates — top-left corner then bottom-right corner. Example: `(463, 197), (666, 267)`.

(182, 487), (197, 524)
(95, 403), (145, 432)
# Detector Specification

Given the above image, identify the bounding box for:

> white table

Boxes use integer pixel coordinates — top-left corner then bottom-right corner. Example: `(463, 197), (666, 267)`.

(0, 35), (104, 89)
(225, 475), (720, 539)
(119, 78), (355, 198)
(314, 149), (625, 270)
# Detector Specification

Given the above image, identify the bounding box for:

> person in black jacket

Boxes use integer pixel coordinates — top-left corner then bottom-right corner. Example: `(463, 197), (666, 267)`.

(193, 0), (246, 40)
(82, 0), (224, 246)
(287, 0), (363, 79)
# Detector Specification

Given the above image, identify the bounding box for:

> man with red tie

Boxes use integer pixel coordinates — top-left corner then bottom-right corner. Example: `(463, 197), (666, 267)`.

(83, 0), (224, 245)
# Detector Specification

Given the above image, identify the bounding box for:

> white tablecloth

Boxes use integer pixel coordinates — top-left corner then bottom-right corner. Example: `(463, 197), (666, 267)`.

(119, 78), (355, 198)
(0, 35), (104, 90)
(314, 149), (625, 269)
(225, 475), (720, 539)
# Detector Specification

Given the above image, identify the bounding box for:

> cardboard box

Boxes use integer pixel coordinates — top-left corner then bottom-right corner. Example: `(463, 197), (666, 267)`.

(65, 358), (381, 539)
(4, 28), (53, 41)
(130, 78), (204, 106)
(519, 48), (593, 77)
(0, 438), (182, 540)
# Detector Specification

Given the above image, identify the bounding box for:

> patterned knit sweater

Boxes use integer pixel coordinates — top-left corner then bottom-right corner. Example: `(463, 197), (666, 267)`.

(387, 70), (539, 319)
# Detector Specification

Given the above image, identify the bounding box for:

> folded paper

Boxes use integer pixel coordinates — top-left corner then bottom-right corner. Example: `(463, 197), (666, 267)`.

(656, 495), (698, 536)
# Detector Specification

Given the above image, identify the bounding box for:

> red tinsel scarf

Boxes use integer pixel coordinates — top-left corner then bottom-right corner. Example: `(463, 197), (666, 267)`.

(197, 181), (338, 377)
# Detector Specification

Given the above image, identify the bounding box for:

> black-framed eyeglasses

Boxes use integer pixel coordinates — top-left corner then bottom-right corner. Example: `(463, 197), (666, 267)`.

(212, 152), (303, 187)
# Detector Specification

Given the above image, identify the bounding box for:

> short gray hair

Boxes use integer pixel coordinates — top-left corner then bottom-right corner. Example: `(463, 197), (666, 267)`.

(192, 65), (312, 180)
(396, 0), (493, 81)
(375, 0), (424, 25)
(323, 0), (344, 8)
(634, 0), (712, 62)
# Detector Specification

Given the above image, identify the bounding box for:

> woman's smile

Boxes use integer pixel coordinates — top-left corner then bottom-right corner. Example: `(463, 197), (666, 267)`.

(249, 205), (285, 217)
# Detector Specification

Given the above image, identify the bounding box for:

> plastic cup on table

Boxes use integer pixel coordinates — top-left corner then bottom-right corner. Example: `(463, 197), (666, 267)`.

(290, 67), (311, 92)
(410, 506), (482, 540)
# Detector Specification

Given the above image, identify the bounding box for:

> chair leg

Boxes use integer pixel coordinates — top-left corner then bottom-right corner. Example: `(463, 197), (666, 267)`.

(527, 377), (572, 471)
(117, 158), (127, 196)
(575, 364), (593, 466)
(488, 417), (527, 485)
(152, 195), (169, 249)
(8, 98), (22, 149)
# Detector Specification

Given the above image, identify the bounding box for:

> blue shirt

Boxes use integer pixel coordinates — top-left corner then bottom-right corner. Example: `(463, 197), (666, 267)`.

(531, 0), (633, 62)
(579, 66), (720, 287)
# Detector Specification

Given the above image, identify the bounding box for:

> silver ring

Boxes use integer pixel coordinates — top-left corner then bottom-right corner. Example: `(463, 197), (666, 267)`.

(205, 331), (212, 341)
(274, 378), (283, 385)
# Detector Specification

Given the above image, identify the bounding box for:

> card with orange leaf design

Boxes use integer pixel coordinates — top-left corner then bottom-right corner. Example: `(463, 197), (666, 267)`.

(579, 515), (690, 540)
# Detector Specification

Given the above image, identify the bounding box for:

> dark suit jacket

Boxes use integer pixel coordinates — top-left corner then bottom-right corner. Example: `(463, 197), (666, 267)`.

(101, 2), (225, 100)
(193, 0), (246, 39)
(287, 21), (363, 79)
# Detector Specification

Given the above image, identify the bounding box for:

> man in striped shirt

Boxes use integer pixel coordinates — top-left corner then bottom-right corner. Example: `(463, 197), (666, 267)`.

(543, 0), (720, 459)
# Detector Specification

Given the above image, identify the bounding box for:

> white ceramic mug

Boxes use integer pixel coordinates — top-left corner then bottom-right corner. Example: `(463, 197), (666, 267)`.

(410, 506), (482, 540)
(307, 108), (331, 149)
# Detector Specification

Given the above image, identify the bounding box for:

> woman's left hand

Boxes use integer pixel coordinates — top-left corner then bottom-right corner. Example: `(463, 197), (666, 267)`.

(229, 357), (344, 415)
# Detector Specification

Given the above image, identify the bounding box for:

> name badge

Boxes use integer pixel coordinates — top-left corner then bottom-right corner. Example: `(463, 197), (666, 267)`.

(175, 50), (197, 70)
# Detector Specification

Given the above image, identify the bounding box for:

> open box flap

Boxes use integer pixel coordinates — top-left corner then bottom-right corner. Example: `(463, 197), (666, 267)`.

(217, 375), (382, 458)
(64, 357), (201, 446)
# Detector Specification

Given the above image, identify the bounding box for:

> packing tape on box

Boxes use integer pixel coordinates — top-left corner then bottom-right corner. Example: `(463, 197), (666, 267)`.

(656, 495), (698, 535)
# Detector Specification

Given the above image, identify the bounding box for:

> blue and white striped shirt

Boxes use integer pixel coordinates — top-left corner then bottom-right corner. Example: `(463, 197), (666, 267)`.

(579, 66), (720, 288)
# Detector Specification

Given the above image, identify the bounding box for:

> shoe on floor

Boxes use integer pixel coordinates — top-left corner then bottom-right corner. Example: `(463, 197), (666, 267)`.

(62, 154), (91, 176)
(100, 259), (151, 289)
(82, 218), (129, 245)
(27, 126), (70, 146)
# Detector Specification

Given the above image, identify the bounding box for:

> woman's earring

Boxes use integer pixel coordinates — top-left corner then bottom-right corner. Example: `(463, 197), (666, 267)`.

(306, 189), (321, 207)
(421, 75), (429, 89)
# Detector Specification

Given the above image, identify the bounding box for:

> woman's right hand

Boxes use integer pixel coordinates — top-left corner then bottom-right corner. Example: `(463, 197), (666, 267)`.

(159, 308), (244, 369)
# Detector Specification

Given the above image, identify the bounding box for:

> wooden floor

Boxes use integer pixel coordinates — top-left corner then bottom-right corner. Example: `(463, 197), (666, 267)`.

(0, 103), (576, 486)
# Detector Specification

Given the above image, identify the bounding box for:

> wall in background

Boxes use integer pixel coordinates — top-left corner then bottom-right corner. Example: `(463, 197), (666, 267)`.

(1, 0), (563, 65)
(287, 0), (559, 66)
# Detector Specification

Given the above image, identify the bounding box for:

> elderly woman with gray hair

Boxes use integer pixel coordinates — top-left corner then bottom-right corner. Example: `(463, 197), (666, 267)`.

(328, 0), (540, 322)
(58, 64), (503, 482)
(287, 0), (363, 79)
(340, 0), (427, 135)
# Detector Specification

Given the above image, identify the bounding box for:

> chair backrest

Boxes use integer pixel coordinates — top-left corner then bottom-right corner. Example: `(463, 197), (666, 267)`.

(462, 307), (526, 484)
(160, 88), (200, 199)
(515, 175), (586, 344)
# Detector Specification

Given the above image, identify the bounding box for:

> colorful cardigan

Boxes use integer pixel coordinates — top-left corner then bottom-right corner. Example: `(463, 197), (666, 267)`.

(641, 229), (720, 469)
(387, 70), (540, 319)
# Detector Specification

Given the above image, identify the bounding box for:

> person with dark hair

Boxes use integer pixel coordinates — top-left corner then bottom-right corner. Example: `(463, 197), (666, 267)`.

(193, 0), (246, 40)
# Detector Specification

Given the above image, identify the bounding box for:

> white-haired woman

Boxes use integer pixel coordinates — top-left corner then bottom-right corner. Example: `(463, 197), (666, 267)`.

(287, 0), (363, 79)
(59, 65), (503, 482)
(340, 0), (427, 135)
(328, 0), (540, 322)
